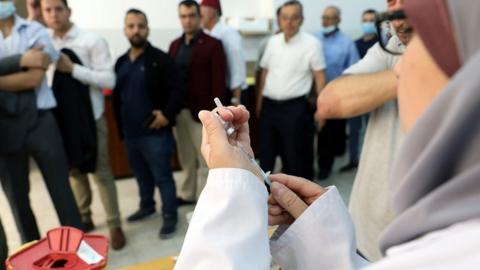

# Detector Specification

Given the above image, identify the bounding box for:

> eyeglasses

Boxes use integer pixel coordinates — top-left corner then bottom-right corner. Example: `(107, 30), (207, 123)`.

(375, 9), (413, 55)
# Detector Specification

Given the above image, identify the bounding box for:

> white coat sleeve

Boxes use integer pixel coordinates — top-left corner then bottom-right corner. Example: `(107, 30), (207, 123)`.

(270, 186), (370, 270)
(72, 36), (116, 90)
(174, 168), (271, 270)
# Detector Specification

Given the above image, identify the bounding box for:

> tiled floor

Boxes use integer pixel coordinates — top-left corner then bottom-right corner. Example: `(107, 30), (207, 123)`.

(0, 156), (356, 269)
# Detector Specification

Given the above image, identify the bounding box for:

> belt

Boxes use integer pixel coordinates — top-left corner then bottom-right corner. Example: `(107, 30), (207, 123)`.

(263, 95), (307, 105)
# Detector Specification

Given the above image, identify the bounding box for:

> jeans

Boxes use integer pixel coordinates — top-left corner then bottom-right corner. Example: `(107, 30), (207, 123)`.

(124, 132), (178, 216)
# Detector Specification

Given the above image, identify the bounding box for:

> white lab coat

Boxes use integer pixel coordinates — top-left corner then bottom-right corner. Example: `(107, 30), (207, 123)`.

(174, 168), (480, 270)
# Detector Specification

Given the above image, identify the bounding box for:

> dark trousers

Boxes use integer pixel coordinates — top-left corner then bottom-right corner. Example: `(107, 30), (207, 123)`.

(124, 132), (178, 216)
(0, 110), (84, 243)
(347, 116), (363, 164)
(317, 119), (347, 172)
(259, 97), (314, 179)
(0, 219), (6, 270)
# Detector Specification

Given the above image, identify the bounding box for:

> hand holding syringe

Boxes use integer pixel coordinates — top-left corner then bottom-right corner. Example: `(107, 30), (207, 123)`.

(213, 98), (272, 191)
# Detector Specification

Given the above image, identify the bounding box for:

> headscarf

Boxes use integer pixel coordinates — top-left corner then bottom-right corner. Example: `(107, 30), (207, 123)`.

(379, 0), (480, 252)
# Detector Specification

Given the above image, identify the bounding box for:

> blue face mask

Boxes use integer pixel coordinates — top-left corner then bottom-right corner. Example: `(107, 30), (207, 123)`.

(361, 22), (376, 35)
(322, 25), (336, 34)
(0, 1), (15, 20)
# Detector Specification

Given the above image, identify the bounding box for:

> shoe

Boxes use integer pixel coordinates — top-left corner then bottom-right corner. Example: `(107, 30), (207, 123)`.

(177, 197), (196, 206)
(317, 169), (331, 181)
(339, 162), (358, 172)
(127, 208), (156, 222)
(159, 214), (178, 239)
(109, 227), (126, 250)
(83, 220), (95, 233)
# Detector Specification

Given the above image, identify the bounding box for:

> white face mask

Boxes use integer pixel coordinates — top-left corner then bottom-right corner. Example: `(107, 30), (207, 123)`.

(0, 1), (16, 20)
(322, 25), (336, 34)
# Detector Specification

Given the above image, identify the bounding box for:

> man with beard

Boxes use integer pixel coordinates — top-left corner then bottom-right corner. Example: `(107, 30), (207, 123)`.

(113, 8), (184, 239)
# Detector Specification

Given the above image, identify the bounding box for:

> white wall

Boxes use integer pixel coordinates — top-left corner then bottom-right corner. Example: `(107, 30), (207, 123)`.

(68, 0), (386, 60)
(273, 0), (386, 38)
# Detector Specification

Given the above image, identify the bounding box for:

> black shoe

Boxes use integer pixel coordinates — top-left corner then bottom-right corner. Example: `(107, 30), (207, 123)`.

(159, 214), (178, 239)
(127, 208), (156, 222)
(339, 162), (358, 172)
(83, 220), (95, 233)
(317, 169), (331, 181)
(177, 197), (196, 206)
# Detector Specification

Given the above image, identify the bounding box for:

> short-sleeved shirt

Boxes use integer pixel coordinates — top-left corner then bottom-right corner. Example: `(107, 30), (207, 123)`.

(343, 35), (404, 75)
(341, 35), (406, 260)
(260, 32), (325, 101)
(0, 15), (60, 109)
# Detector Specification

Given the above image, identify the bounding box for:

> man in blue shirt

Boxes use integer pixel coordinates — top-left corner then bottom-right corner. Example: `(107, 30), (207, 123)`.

(314, 6), (359, 180)
(0, 0), (84, 243)
(113, 9), (184, 239)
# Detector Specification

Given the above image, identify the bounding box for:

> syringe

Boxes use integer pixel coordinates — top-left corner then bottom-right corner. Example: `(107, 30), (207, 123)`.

(213, 98), (272, 191)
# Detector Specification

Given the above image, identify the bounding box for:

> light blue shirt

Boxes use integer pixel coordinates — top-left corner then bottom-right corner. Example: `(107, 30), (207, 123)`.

(314, 30), (359, 83)
(0, 15), (60, 109)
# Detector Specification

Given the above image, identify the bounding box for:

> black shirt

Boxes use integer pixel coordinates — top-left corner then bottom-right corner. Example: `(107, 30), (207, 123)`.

(175, 31), (201, 84)
(116, 53), (157, 138)
(355, 35), (379, 59)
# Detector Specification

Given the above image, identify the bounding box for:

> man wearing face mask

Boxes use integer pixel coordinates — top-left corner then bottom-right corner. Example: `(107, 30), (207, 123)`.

(0, 0), (84, 243)
(174, 1), (480, 268)
(317, 0), (413, 261)
(313, 6), (359, 180)
(355, 9), (379, 59)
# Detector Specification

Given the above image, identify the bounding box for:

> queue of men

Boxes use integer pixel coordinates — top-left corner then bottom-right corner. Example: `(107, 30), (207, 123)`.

(0, 0), (388, 264)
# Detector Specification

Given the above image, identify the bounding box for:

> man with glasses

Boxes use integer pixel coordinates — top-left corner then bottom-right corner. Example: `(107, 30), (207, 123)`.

(257, 0), (326, 180)
(314, 6), (359, 180)
(316, 0), (412, 261)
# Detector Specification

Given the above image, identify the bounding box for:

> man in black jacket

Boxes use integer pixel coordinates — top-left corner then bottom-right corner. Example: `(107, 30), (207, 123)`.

(113, 8), (184, 239)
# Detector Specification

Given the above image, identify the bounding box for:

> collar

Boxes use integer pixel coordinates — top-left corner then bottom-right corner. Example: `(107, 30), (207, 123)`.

(182, 29), (202, 45)
(49, 23), (79, 40)
(323, 28), (339, 38)
(207, 21), (222, 35)
(12, 15), (29, 33)
(283, 31), (301, 44)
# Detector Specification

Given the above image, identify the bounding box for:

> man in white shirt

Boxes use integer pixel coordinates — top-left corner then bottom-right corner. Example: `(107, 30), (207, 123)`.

(257, 0), (325, 180)
(316, 0), (411, 260)
(41, 0), (125, 250)
(0, 0), (84, 243)
(200, 0), (246, 105)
